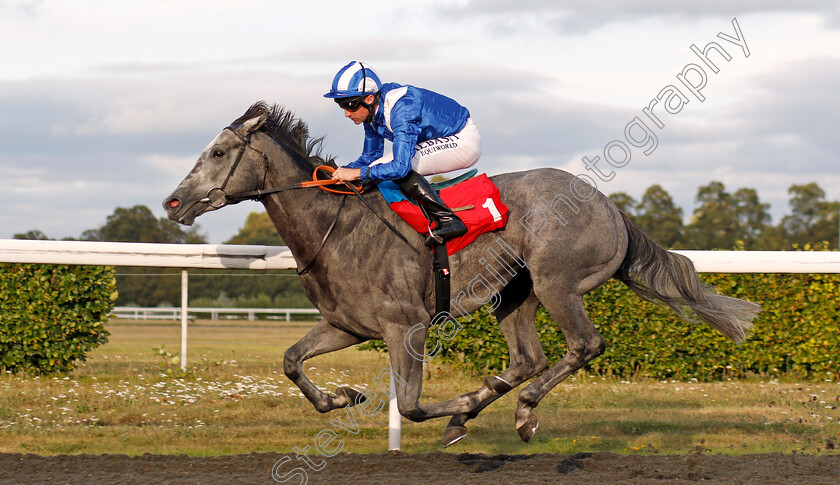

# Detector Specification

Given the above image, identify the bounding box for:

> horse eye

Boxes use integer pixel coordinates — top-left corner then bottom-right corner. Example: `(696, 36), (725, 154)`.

(212, 149), (224, 158)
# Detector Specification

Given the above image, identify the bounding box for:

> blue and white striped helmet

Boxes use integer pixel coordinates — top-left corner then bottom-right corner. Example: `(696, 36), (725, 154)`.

(323, 61), (382, 98)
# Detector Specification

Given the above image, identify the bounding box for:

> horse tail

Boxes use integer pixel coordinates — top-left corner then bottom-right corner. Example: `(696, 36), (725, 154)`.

(614, 211), (760, 343)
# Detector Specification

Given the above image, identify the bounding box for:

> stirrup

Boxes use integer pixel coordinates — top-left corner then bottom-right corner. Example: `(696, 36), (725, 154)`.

(425, 233), (444, 246)
(424, 221), (466, 246)
(425, 221), (444, 246)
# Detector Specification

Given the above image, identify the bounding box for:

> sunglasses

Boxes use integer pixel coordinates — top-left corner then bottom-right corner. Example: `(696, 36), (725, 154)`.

(335, 96), (365, 112)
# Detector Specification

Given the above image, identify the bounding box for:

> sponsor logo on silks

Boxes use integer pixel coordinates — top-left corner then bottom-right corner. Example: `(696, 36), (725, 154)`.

(417, 135), (460, 149)
(417, 135), (461, 156)
(419, 142), (459, 157)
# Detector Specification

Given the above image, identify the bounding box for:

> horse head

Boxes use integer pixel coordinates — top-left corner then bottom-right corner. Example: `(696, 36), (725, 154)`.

(163, 107), (269, 226)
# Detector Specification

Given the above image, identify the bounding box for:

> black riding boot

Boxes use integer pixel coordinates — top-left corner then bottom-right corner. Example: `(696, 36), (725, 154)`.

(396, 171), (468, 244)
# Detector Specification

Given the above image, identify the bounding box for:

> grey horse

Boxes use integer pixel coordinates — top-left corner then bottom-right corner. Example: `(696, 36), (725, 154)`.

(164, 102), (760, 446)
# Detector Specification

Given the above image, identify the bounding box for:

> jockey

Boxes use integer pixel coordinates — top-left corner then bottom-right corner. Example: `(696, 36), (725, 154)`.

(325, 61), (481, 243)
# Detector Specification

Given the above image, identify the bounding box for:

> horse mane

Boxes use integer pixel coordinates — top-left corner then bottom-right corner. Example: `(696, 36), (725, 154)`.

(233, 101), (336, 168)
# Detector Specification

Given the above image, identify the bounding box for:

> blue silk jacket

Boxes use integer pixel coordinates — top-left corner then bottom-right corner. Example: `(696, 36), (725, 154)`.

(344, 83), (470, 181)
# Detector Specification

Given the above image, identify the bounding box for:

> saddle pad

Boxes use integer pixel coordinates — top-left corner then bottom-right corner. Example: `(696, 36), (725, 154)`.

(384, 174), (508, 255)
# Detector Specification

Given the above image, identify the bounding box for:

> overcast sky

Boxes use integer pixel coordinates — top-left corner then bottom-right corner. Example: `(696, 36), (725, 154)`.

(2, 1), (839, 243)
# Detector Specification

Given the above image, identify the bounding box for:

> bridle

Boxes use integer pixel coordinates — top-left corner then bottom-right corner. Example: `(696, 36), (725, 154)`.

(198, 125), (409, 275)
(198, 128), (268, 209)
(199, 127), (366, 209)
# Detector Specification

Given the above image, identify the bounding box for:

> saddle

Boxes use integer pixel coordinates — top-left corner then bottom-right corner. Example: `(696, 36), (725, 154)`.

(378, 170), (509, 255)
(377, 170), (509, 317)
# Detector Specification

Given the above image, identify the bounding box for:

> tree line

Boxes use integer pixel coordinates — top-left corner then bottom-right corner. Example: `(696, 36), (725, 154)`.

(609, 181), (838, 250)
(13, 180), (838, 307)
(13, 206), (301, 307)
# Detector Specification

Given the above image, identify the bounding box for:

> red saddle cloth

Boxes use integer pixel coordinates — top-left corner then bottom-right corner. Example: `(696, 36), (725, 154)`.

(389, 174), (509, 255)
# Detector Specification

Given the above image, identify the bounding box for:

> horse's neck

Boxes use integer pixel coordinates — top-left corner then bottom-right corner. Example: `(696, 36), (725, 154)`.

(263, 187), (338, 244)
(259, 151), (352, 268)
(257, 140), (421, 279)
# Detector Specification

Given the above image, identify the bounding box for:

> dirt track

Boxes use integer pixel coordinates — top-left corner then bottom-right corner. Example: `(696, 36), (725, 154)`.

(3, 451), (840, 484)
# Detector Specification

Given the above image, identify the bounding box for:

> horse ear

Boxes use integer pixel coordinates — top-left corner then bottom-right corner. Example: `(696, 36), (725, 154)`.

(239, 113), (268, 135)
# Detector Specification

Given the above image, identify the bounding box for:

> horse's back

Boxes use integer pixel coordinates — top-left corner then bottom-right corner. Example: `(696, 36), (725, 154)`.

(486, 168), (628, 293)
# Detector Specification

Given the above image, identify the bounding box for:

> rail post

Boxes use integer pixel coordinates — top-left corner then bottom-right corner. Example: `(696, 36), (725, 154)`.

(180, 270), (188, 371)
(389, 374), (400, 451)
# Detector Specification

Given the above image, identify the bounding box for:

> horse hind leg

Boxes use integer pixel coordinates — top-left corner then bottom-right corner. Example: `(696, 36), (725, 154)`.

(515, 292), (605, 442)
(443, 272), (548, 446)
(283, 319), (367, 413)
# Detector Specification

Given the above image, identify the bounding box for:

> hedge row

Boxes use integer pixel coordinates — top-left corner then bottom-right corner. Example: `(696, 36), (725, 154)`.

(0, 264), (116, 374)
(361, 253), (839, 381)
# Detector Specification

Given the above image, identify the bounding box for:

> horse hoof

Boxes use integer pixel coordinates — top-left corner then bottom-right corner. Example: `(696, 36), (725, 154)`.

(442, 425), (468, 447)
(336, 387), (365, 407)
(517, 415), (539, 443)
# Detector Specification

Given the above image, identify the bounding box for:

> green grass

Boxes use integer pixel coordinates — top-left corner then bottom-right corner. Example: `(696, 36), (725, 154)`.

(1, 319), (839, 456)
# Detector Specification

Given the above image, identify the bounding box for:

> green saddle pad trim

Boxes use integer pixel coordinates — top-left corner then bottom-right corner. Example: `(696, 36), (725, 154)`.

(430, 168), (478, 190)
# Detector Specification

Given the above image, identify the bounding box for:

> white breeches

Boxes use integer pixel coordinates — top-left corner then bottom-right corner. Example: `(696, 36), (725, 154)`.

(370, 118), (482, 176)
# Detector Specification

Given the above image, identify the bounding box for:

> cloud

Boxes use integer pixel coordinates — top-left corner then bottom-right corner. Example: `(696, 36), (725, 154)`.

(0, 64), (354, 242)
(1, 3), (838, 244)
(0, 0), (42, 16)
(451, 53), (840, 224)
(740, 58), (840, 157)
(448, 0), (840, 34)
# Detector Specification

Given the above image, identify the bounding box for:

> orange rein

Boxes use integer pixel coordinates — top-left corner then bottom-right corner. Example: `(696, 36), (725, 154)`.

(301, 165), (366, 195)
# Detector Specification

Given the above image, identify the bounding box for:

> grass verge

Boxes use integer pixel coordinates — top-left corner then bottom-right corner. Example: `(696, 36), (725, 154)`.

(1, 319), (838, 456)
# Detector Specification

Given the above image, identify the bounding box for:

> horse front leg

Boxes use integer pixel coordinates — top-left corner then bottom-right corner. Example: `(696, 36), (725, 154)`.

(384, 285), (548, 447)
(385, 323), (502, 440)
(283, 319), (367, 413)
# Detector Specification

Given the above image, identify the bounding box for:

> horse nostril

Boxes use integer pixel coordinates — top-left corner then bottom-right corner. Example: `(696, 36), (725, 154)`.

(167, 198), (181, 209)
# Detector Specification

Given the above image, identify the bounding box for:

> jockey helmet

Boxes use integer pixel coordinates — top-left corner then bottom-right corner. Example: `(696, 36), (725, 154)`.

(323, 61), (382, 98)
